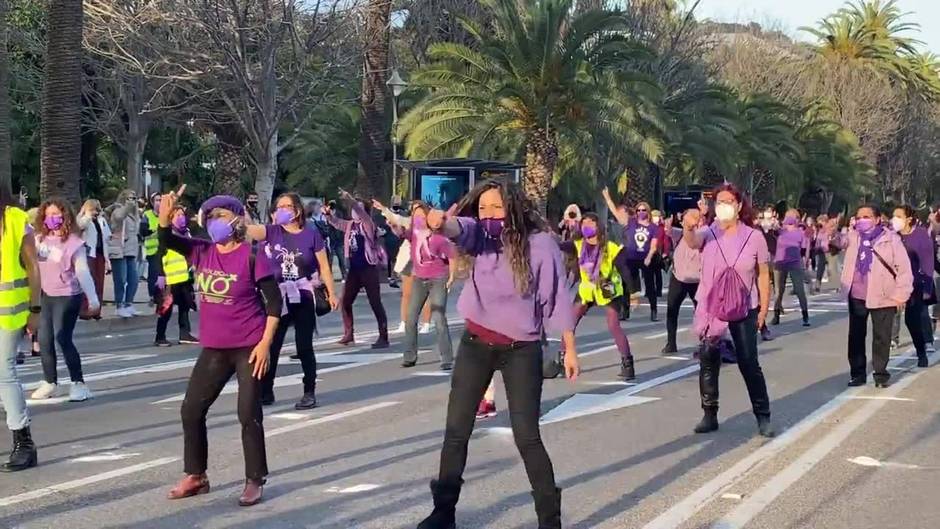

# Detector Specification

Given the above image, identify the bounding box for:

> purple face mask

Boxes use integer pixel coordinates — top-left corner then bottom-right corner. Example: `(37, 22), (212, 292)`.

(581, 225), (597, 238)
(207, 217), (236, 243)
(172, 215), (187, 231)
(783, 217), (799, 226)
(274, 208), (295, 226)
(637, 211), (649, 221)
(855, 218), (875, 233)
(480, 218), (504, 240)
(413, 215), (428, 231)
(44, 215), (64, 231)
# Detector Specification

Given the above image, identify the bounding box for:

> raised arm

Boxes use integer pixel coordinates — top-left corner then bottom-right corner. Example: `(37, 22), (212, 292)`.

(602, 187), (629, 225)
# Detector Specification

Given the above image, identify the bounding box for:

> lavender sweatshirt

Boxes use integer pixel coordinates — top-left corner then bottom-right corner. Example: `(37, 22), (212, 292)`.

(900, 227), (936, 292)
(446, 217), (575, 342)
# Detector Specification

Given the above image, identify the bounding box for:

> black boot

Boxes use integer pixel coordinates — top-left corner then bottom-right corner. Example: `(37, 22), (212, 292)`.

(532, 487), (562, 529)
(416, 479), (462, 529)
(619, 356), (635, 381)
(771, 311), (781, 325)
(294, 391), (318, 410)
(756, 415), (776, 438)
(1, 427), (37, 472)
(802, 309), (810, 327)
(694, 409), (719, 434)
(650, 308), (659, 322)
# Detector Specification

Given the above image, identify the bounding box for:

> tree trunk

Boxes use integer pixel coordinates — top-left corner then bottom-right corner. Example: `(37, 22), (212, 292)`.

(523, 128), (558, 217)
(355, 0), (392, 199)
(124, 108), (150, 195)
(40, 0), (82, 204)
(0, 0), (11, 195)
(212, 124), (246, 197)
(253, 129), (278, 219)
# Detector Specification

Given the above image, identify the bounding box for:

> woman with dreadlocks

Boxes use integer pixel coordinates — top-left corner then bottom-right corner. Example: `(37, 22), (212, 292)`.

(558, 212), (635, 380)
(415, 180), (579, 529)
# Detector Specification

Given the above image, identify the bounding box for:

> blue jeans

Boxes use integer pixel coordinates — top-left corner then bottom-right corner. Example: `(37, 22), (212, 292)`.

(0, 327), (30, 431)
(39, 294), (84, 384)
(111, 256), (139, 307)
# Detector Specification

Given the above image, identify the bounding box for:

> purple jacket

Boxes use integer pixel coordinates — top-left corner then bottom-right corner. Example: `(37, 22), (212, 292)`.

(327, 201), (385, 266)
(841, 229), (913, 309)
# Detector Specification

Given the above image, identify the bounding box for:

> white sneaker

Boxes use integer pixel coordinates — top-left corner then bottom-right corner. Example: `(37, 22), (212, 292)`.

(69, 382), (93, 402)
(419, 322), (433, 335)
(31, 381), (58, 400)
(395, 321), (406, 334)
(128, 306), (143, 316)
(116, 306), (130, 318)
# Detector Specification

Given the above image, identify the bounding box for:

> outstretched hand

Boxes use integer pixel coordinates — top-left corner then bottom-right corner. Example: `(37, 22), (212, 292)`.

(159, 184), (185, 226)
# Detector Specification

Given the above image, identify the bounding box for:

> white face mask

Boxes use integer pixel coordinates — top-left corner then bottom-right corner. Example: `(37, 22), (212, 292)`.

(715, 203), (738, 222)
(891, 217), (906, 232)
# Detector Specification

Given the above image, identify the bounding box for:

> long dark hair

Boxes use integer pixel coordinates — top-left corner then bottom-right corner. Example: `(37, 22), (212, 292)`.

(578, 212), (609, 274)
(713, 183), (755, 226)
(454, 179), (546, 293)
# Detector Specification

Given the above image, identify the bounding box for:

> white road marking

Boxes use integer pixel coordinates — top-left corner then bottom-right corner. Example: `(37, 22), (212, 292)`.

(586, 381), (636, 386)
(662, 355), (692, 361)
(0, 457), (180, 508)
(846, 456), (927, 470)
(711, 362), (928, 529)
(641, 350), (931, 529)
(411, 371), (453, 377)
(840, 395), (915, 402)
(270, 412), (309, 420)
(325, 484), (381, 493)
(721, 493), (744, 501)
(71, 452), (141, 463)
(266, 401), (398, 437)
(645, 328), (687, 340)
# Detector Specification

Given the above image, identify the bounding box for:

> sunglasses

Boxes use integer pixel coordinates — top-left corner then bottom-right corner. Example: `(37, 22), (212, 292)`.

(636, 208), (648, 212)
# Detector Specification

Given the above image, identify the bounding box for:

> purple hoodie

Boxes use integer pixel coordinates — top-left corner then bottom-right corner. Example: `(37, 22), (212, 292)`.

(327, 201), (385, 266)
(447, 217), (575, 342)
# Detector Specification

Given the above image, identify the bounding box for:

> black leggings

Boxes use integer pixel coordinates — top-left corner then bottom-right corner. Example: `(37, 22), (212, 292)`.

(625, 260), (658, 312)
(181, 346), (267, 480)
(156, 282), (193, 340)
(665, 275), (698, 349)
(437, 332), (557, 495)
(699, 309), (771, 417)
(341, 265), (388, 335)
(263, 296), (318, 397)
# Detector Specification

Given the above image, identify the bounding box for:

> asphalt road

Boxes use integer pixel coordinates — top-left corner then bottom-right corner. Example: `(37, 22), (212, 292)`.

(1, 281), (938, 529)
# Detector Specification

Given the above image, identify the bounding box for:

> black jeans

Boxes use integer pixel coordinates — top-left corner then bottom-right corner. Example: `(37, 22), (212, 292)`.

(181, 347), (267, 480)
(263, 296), (318, 397)
(39, 293), (84, 384)
(848, 298), (895, 383)
(699, 309), (771, 417)
(156, 282), (194, 340)
(341, 265), (388, 336)
(437, 332), (557, 495)
(147, 254), (161, 300)
(666, 275), (698, 349)
(625, 260), (658, 312)
(774, 267), (808, 318)
(905, 296), (928, 357)
(650, 254), (664, 298)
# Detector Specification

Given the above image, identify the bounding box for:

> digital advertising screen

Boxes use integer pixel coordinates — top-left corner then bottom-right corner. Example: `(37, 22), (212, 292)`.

(414, 168), (472, 211)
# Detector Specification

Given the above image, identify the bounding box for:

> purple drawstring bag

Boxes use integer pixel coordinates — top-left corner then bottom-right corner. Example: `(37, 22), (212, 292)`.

(705, 228), (754, 323)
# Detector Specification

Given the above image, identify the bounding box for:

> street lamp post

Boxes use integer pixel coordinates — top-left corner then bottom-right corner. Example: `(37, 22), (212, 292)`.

(386, 69), (408, 199)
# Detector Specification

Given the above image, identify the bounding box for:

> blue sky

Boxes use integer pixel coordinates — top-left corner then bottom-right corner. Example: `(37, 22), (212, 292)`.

(694, 0), (939, 54)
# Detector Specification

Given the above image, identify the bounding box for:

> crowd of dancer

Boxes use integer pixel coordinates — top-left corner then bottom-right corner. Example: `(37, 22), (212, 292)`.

(0, 179), (937, 529)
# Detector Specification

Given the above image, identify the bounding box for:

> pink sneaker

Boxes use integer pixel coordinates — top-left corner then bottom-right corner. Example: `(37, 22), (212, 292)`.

(475, 399), (497, 420)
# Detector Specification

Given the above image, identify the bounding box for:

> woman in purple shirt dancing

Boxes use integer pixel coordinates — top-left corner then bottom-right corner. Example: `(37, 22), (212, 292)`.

(416, 180), (579, 529)
(772, 209), (811, 327)
(160, 188), (283, 507)
(892, 205), (935, 367)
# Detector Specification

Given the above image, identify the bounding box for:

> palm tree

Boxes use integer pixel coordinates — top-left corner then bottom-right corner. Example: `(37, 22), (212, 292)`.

(401, 0), (662, 214)
(355, 0), (393, 199)
(732, 94), (804, 201)
(0, 0), (11, 194)
(39, 0), (82, 204)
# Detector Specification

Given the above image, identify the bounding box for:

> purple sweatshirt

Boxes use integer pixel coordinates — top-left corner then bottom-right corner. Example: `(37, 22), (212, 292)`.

(449, 217), (575, 342)
(900, 227), (936, 294)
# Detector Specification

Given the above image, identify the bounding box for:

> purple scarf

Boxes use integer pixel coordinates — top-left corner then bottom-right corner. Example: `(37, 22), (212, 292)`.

(578, 241), (601, 282)
(855, 226), (884, 276)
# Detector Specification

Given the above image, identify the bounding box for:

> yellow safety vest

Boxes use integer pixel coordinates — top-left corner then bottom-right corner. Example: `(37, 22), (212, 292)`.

(0, 207), (32, 330)
(162, 249), (190, 286)
(144, 210), (159, 257)
(574, 239), (624, 306)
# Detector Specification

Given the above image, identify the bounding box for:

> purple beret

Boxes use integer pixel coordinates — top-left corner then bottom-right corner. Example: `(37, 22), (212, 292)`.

(198, 195), (246, 227)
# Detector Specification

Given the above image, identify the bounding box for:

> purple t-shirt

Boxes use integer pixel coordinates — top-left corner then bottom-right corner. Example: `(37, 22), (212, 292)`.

(189, 242), (274, 349)
(622, 220), (659, 261)
(774, 227), (805, 270)
(407, 228), (455, 280)
(263, 225), (325, 283)
(696, 222), (770, 311)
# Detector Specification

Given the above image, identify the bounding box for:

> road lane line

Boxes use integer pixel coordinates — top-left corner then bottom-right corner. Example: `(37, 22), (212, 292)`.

(711, 357), (930, 529)
(645, 328), (687, 340)
(266, 402), (399, 437)
(641, 350), (930, 529)
(0, 457), (179, 508)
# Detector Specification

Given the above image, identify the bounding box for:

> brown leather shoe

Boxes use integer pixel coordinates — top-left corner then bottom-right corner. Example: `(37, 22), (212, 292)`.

(167, 474), (209, 500)
(238, 478), (265, 507)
